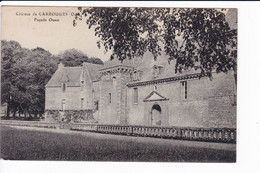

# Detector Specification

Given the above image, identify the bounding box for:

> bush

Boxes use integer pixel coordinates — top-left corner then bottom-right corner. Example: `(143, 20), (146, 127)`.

(44, 110), (94, 123)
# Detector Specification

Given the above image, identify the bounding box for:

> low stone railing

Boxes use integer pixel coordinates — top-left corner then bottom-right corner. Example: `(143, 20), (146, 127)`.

(1, 120), (58, 129)
(70, 123), (98, 132)
(2, 120), (236, 143)
(70, 123), (236, 143)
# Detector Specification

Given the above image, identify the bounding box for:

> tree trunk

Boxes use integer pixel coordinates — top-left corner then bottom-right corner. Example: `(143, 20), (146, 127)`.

(233, 70), (237, 105)
(6, 102), (10, 118)
(12, 109), (16, 118)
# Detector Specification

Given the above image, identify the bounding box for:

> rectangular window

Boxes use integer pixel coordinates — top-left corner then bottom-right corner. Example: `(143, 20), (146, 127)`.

(80, 81), (84, 91)
(62, 83), (66, 92)
(181, 81), (188, 100)
(62, 99), (66, 110)
(94, 100), (99, 110)
(80, 98), (84, 109)
(133, 88), (138, 104)
(109, 93), (112, 104)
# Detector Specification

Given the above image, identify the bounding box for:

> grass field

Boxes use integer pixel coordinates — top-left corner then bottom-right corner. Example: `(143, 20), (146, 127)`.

(0, 125), (236, 162)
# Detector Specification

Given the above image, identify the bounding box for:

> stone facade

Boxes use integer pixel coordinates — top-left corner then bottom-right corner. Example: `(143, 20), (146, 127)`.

(45, 57), (236, 128)
(127, 71), (236, 128)
(45, 62), (102, 122)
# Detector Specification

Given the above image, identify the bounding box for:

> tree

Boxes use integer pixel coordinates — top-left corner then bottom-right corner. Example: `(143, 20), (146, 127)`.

(12, 47), (58, 117)
(58, 48), (103, 67)
(1, 40), (28, 117)
(1, 40), (59, 118)
(89, 57), (104, 65)
(73, 7), (237, 79)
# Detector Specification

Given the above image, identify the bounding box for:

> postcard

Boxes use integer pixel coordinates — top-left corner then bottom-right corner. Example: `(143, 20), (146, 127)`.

(1, 6), (237, 163)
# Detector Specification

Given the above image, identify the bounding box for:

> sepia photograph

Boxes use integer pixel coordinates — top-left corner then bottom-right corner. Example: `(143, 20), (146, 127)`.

(1, 6), (237, 162)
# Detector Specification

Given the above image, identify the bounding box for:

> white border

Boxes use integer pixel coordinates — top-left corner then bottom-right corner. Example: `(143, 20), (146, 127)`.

(1, 1), (260, 173)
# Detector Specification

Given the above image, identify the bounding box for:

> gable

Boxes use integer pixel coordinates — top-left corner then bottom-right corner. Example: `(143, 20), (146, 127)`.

(85, 63), (103, 81)
(143, 91), (168, 102)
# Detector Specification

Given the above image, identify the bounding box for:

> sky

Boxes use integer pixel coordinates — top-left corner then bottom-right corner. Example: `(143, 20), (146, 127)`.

(1, 7), (234, 62)
(1, 6), (112, 61)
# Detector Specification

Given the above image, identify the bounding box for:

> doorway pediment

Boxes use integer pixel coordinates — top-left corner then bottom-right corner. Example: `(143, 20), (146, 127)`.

(143, 91), (169, 102)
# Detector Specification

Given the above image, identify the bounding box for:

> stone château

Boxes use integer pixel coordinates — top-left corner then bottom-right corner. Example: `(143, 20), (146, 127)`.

(45, 54), (236, 128)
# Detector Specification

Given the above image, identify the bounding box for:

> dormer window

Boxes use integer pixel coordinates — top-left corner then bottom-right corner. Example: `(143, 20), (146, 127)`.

(132, 70), (142, 81)
(133, 71), (138, 81)
(112, 76), (116, 86)
(80, 71), (84, 90)
(153, 65), (162, 78)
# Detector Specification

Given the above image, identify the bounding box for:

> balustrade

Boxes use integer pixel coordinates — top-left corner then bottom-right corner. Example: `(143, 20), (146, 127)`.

(2, 120), (235, 143)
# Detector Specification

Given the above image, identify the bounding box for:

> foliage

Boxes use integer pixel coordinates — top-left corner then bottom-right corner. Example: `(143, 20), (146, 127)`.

(74, 7), (237, 78)
(45, 110), (94, 123)
(1, 40), (58, 117)
(1, 40), (104, 118)
(58, 48), (103, 67)
(1, 40), (29, 117)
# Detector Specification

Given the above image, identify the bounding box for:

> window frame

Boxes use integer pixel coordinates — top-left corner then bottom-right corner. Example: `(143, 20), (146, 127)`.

(108, 93), (112, 104)
(62, 83), (66, 92)
(80, 80), (84, 91)
(133, 88), (138, 104)
(181, 81), (188, 100)
(62, 99), (66, 111)
(80, 98), (84, 109)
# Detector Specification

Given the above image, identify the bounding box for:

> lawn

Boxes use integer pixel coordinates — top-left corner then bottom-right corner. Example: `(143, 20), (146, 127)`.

(0, 125), (236, 162)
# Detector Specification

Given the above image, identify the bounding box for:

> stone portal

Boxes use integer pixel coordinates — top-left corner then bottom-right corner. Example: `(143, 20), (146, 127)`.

(151, 104), (162, 126)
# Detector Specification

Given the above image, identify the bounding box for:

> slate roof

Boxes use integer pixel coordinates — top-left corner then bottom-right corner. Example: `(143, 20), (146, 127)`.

(101, 58), (135, 70)
(126, 52), (200, 84)
(85, 63), (103, 81)
(46, 63), (103, 87)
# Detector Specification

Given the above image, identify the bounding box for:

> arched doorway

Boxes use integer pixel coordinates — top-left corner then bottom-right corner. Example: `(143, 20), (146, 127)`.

(151, 103), (162, 126)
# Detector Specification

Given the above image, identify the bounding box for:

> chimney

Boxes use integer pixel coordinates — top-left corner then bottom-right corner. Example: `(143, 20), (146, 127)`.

(58, 62), (64, 69)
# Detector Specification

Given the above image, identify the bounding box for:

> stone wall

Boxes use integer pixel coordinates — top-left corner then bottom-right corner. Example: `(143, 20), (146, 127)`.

(45, 83), (95, 110)
(99, 72), (120, 124)
(127, 72), (236, 128)
(98, 68), (132, 124)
